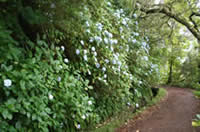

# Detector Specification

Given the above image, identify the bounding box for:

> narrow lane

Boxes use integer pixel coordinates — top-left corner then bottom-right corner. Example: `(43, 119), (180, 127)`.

(117, 87), (200, 132)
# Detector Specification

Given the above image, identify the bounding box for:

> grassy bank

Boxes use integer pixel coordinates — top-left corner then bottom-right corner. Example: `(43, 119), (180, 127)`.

(93, 88), (167, 132)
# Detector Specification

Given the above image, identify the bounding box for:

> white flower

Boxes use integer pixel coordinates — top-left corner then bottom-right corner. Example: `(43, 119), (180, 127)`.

(133, 13), (137, 18)
(64, 58), (69, 63)
(112, 59), (116, 64)
(109, 39), (114, 45)
(135, 21), (138, 25)
(118, 68), (121, 72)
(104, 38), (109, 44)
(134, 89), (138, 93)
(80, 40), (84, 46)
(102, 67), (106, 72)
(113, 39), (118, 45)
(59, 65), (63, 69)
(114, 13), (120, 19)
(82, 115), (86, 119)
(120, 9), (124, 13)
(96, 23), (103, 31)
(104, 30), (113, 38)
(135, 32), (139, 36)
(107, 2), (112, 6)
(104, 74), (107, 78)
(57, 77), (61, 82)
(96, 63), (100, 68)
(83, 55), (88, 61)
(89, 37), (94, 43)
(103, 80), (107, 83)
(91, 47), (95, 52)
(122, 19), (127, 25)
(93, 52), (97, 56)
(136, 103), (139, 108)
(142, 41), (147, 47)
(4, 79), (12, 87)
(77, 124), (81, 129)
(88, 100), (92, 105)
(110, 46), (114, 52)
(94, 57), (98, 62)
(88, 70), (91, 75)
(76, 49), (80, 55)
(85, 21), (90, 27)
(86, 29), (90, 33)
(132, 39), (137, 43)
(97, 26), (102, 31)
(127, 102), (131, 106)
(117, 61), (122, 66)
(143, 56), (148, 61)
(98, 77), (102, 81)
(61, 46), (65, 51)
(119, 27), (123, 33)
(94, 36), (102, 43)
(108, 33), (113, 38)
(121, 36), (124, 39)
(139, 81), (142, 84)
(49, 94), (54, 100)
(84, 50), (87, 54)
(105, 59), (109, 64)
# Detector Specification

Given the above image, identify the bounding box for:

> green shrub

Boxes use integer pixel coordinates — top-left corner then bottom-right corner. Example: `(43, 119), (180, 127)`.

(0, 0), (158, 131)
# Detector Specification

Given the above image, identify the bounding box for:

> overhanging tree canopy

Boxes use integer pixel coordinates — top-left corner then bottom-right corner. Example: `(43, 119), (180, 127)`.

(136, 0), (200, 42)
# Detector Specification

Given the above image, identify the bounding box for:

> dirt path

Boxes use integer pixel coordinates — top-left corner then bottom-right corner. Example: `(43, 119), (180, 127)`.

(117, 87), (200, 132)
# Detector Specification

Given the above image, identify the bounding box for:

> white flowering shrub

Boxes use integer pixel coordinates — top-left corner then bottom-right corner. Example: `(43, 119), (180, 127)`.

(0, 38), (98, 131)
(0, 0), (160, 131)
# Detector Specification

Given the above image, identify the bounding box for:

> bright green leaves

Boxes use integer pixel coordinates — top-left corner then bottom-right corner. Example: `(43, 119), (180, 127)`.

(192, 114), (200, 127)
(0, 98), (17, 120)
(2, 109), (12, 120)
(20, 80), (26, 90)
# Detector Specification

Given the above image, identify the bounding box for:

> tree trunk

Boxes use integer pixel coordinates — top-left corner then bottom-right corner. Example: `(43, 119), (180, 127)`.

(167, 59), (173, 84)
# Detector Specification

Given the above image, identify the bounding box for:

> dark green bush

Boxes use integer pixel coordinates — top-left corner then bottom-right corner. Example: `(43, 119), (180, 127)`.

(0, 0), (158, 131)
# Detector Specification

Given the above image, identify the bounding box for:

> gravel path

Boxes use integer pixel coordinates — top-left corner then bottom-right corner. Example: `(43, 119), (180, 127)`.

(117, 87), (200, 132)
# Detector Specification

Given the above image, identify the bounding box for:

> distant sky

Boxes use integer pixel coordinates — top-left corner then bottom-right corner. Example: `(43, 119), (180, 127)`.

(154, 0), (160, 4)
(154, 0), (164, 4)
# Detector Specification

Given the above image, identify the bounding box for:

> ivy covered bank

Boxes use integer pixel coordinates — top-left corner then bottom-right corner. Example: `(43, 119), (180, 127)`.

(0, 0), (159, 131)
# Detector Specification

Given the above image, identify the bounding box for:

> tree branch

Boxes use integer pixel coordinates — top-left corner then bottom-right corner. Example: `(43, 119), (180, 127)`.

(140, 5), (200, 42)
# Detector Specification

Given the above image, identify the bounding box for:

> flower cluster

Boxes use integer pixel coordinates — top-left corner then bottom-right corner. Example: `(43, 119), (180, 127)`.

(4, 79), (12, 87)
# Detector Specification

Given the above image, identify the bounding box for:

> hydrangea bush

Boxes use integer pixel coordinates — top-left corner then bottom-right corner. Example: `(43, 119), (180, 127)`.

(0, 0), (159, 131)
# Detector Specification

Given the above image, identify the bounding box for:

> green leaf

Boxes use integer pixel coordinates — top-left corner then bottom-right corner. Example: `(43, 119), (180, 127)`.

(2, 109), (12, 120)
(32, 114), (37, 121)
(2, 109), (8, 119)
(20, 80), (26, 90)
(15, 121), (22, 129)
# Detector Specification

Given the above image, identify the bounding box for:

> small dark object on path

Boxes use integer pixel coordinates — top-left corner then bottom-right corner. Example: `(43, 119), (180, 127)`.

(151, 87), (159, 97)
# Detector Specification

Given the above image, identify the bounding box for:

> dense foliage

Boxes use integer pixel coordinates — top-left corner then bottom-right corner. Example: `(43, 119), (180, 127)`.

(0, 0), (159, 131)
(132, 0), (200, 126)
